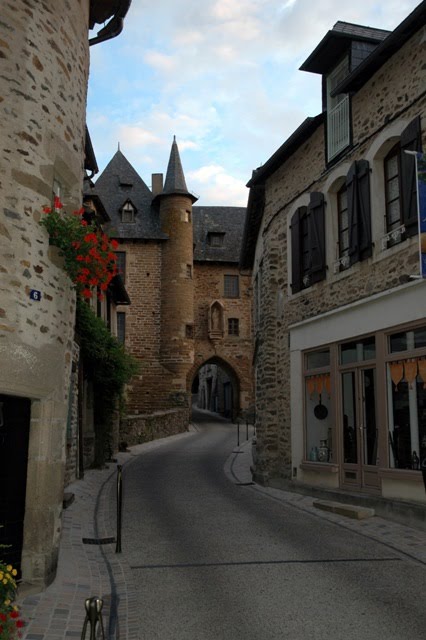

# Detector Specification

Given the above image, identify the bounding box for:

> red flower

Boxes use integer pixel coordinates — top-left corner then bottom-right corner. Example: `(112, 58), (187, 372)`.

(76, 255), (85, 262)
(42, 205), (52, 214)
(84, 233), (98, 244)
(10, 611), (19, 619)
(81, 220), (88, 227)
(53, 196), (63, 210)
(82, 288), (92, 299)
(89, 277), (99, 286)
(0, 613), (6, 622)
(100, 283), (108, 291)
(111, 239), (119, 249)
(71, 241), (81, 249)
(16, 619), (25, 628)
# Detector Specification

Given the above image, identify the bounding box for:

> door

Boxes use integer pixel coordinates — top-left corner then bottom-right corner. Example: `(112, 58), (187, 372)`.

(0, 395), (31, 574)
(341, 368), (380, 492)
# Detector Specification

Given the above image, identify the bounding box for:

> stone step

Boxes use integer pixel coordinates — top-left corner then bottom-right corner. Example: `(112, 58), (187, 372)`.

(313, 499), (375, 520)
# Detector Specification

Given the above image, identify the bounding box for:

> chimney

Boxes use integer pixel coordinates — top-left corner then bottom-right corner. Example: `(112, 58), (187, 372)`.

(152, 173), (163, 196)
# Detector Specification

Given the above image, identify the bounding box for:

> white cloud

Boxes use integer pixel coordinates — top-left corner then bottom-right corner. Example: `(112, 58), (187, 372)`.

(87, 0), (421, 206)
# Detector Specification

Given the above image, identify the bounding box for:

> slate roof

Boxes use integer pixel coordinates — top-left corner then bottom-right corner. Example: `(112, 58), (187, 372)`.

(90, 150), (168, 241)
(300, 20), (390, 75)
(193, 206), (247, 264)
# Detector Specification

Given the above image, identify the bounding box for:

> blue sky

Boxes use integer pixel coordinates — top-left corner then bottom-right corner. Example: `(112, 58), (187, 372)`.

(87, 0), (420, 206)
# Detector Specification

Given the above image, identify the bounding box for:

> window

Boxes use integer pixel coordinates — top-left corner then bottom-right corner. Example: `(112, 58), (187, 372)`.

(117, 312), (126, 344)
(208, 232), (225, 247)
(387, 326), (426, 470)
(186, 264), (192, 278)
(304, 348), (332, 462)
(382, 117), (422, 247)
(384, 144), (403, 246)
(291, 193), (326, 293)
(228, 318), (239, 336)
(345, 160), (372, 265)
(340, 337), (375, 365)
(326, 57), (350, 161)
(115, 252), (126, 281)
(121, 201), (135, 223)
(185, 324), (194, 339)
(337, 184), (349, 265)
(224, 275), (239, 298)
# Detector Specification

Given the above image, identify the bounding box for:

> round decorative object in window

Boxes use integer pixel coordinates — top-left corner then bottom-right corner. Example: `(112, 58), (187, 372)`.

(314, 401), (328, 420)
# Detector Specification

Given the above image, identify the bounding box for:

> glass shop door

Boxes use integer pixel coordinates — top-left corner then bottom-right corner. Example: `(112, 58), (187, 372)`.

(341, 367), (380, 492)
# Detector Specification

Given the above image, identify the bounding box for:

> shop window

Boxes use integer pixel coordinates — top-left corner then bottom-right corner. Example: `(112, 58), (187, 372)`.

(387, 327), (426, 470)
(228, 318), (239, 336)
(304, 349), (332, 463)
(224, 274), (239, 298)
(340, 337), (375, 365)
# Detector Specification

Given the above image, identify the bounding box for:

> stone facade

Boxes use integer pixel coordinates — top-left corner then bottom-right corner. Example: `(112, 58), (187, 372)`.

(90, 144), (254, 443)
(242, 9), (426, 504)
(0, 0), (131, 588)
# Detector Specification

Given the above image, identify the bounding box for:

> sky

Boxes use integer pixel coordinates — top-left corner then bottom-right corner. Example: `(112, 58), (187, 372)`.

(87, 0), (420, 207)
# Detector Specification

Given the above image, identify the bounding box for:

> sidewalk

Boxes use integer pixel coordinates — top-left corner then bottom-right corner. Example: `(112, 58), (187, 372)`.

(19, 430), (196, 640)
(20, 429), (426, 639)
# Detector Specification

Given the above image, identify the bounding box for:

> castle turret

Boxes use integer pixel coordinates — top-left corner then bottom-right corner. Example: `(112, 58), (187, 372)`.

(156, 137), (198, 388)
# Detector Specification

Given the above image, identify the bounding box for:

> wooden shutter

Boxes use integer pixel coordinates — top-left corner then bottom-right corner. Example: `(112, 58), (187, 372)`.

(356, 160), (372, 260)
(347, 160), (372, 263)
(307, 192), (326, 284)
(400, 116), (422, 237)
(346, 161), (358, 263)
(290, 207), (304, 293)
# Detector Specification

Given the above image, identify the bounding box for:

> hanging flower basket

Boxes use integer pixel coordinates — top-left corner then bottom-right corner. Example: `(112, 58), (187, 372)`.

(40, 197), (118, 299)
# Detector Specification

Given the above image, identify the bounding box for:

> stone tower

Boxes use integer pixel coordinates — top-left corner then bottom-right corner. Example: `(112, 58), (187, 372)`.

(155, 138), (197, 399)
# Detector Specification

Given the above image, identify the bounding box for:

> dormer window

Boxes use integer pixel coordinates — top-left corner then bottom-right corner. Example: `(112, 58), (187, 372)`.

(121, 200), (135, 223)
(208, 232), (225, 247)
(326, 56), (350, 162)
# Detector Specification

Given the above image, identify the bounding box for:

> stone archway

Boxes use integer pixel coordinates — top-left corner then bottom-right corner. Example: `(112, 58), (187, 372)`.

(189, 356), (241, 421)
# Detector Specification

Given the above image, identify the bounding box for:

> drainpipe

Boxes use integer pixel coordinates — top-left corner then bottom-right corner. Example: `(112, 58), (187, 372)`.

(89, 0), (132, 47)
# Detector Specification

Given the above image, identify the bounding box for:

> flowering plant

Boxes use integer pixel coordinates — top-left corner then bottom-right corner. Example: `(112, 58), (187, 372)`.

(40, 197), (119, 299)
(0, 562), (24, 638)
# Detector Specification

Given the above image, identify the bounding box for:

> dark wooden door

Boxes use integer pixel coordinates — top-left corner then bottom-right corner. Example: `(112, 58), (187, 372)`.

(0, 394), (31, 573)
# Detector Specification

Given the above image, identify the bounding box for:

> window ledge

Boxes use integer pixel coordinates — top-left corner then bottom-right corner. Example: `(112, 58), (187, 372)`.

(379, 467), (424, 483)
(300, 461), (339, 473)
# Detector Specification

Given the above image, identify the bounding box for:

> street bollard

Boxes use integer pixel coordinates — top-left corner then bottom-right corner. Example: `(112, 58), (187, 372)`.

(246, 419), (249, 441)
(116, 464), (123, 554)
(237, 420), (240, 447)
(81, 597), (105, 640)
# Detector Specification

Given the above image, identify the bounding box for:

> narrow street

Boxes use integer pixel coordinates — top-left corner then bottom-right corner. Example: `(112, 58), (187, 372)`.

(120, 409), (426, 640)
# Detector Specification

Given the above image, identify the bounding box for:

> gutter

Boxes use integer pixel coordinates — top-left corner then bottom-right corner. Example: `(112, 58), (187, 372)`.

(89, 0), (132, 46)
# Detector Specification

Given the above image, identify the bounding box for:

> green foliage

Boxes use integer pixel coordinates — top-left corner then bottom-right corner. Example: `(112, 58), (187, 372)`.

(76, 299), (138, 406)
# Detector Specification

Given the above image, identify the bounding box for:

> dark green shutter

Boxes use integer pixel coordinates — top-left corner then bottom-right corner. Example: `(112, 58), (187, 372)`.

(291, 207), (303, 293)
(357, 160), (372, 260)
(308, 192), (326, 284)
(347, 161), (358, 263)
(347, 160), (372, 263)
(400, 116), (422, 237)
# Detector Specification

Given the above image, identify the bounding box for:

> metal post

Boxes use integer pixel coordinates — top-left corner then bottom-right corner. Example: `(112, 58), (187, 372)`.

(246, 419), (248, 441)
(237, 420), (240, 447)
(116, 464), (122, 553)
(81, 597), (105, 640)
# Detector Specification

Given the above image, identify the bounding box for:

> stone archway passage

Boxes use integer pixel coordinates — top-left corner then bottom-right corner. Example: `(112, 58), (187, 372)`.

(190, 357), (241, 421)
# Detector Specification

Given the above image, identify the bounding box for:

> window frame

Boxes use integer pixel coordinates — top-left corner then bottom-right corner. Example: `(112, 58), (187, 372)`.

(384, 143), (403, 239)
(224, 274), (239, 298)
(228, 318), (239, 336)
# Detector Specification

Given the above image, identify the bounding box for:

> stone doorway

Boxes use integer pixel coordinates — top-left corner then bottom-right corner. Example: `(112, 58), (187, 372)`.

(0, 394), (31, 574)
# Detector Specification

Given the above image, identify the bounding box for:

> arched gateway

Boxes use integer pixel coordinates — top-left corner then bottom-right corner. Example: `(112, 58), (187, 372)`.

(189, 356), (242, 421)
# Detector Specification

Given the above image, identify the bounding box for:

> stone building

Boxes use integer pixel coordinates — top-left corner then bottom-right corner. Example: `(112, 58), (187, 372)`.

(0, 0), (130, 588)
(89, 139), (253, 443)
(241, 3), (426, 509)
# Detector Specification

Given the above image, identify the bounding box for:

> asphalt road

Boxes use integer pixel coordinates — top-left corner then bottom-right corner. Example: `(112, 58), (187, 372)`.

(121, 409), (426, 639)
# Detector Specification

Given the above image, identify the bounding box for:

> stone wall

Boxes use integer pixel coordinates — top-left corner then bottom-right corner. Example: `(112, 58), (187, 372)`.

(120, 408), (189, 446)
(0, 0), (90, 586)
(252, 27), (426, 481)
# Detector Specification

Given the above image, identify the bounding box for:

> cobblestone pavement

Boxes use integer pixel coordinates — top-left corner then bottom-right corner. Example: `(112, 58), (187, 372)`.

(19, 421), (426, 639)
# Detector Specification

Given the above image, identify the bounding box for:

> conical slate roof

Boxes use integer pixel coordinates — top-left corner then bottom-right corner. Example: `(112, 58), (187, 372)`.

(90, 150), (168, 240)
(162, 137), (197, 202)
